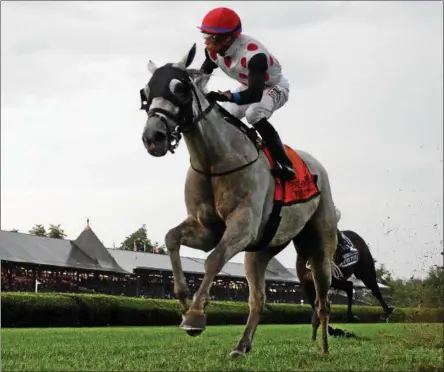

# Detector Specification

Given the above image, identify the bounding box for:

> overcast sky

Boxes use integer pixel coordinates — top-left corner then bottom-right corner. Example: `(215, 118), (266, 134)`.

(1, 1), (442, 279)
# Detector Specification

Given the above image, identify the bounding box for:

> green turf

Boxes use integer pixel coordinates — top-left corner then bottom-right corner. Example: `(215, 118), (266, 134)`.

(2, 323), (443, 371)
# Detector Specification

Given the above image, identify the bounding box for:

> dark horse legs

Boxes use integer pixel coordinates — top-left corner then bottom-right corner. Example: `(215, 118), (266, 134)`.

(355, 270), (395, 321)
(331, 276), (360, 322)
(341, 230), (395, 322)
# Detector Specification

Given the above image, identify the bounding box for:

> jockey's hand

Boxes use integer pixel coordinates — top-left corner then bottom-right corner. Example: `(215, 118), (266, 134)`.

(206, 90), (232, 102)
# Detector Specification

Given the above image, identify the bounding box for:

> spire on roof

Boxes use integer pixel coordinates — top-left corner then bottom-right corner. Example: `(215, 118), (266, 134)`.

(73, 221), (127, 273)
(86, 218), (90, 230)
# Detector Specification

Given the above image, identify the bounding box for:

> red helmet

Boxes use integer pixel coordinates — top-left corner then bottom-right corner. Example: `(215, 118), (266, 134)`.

(198, 7), (242, 36)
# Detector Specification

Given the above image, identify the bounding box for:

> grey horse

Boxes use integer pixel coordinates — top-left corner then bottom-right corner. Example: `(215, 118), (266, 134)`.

(140, 43), (341, 356)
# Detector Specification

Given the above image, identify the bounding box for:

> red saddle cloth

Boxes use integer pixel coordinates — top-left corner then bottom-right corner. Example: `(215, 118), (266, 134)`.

(263, 144), (321, 205)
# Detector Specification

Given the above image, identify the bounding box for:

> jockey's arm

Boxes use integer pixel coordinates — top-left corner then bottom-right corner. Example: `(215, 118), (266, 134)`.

(231, 53), (267, 105)
(200, 48), (218, 74)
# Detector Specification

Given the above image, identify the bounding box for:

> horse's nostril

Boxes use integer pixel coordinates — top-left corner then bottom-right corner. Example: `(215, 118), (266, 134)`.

(154, 132), (166, 142)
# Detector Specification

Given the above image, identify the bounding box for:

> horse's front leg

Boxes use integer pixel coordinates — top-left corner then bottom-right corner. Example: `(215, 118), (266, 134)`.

(165, 216), (219, 313)
(343, 281), (360, 322)
(180, 207), (258, 334)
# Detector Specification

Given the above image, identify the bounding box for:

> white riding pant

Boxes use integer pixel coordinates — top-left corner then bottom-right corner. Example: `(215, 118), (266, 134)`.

(221, 76), (290, 126)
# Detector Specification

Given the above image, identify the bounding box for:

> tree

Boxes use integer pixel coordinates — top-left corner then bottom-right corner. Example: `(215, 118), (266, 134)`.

(367, 263), (398, 306)
(375, 263), (394, 284)
(47, 224), (67, 239)
(120, 224), (154, 252)
(421, 265), (444, 308)
(120, 225), (168, 254)
(29, 224), (47, 237)
(369, 263), (443, 309)
(152, 241), (167, 255)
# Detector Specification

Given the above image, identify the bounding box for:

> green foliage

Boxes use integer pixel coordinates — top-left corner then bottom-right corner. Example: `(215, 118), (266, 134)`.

(28, 224), (67, 239)
(47, 224), (67, 239)
(1, 292), (442, 328)
(120, 224), (166, 254)
(421, 265), (444, 308)
(375, 263), (393, 283)
(28, 224), (47, 237)
(365, 263), (444, 309)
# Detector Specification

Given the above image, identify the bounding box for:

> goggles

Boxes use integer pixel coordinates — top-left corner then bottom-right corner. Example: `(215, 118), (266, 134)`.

(202, 33), (225, 43)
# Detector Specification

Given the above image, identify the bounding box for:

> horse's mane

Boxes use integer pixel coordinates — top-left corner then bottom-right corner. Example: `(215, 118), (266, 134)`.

(185, 67), (260, 149)
(186, 68), (203, 79)
(186, 68), (212, 94)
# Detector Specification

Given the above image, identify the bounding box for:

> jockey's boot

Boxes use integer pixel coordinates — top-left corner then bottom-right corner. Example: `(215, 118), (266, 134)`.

(254, 118), (296, 181)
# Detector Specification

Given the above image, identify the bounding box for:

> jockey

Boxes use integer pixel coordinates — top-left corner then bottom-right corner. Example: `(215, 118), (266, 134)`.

(198, 7), (296, 181)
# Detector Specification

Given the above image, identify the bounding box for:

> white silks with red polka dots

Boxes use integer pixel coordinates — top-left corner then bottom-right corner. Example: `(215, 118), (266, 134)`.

(208, 34), (290, 126)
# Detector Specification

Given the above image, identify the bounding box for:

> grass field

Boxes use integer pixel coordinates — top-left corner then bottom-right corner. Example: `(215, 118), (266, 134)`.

(2, 323), (443, 371)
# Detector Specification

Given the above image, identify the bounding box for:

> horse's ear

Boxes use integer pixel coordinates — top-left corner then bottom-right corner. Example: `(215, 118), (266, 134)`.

(177, 43), (196, 69)
(147, 60), (158, 74)
(186, 43), (197, 68)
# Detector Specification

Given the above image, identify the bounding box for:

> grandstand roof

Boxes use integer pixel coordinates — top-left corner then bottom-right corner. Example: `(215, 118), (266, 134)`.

(0, 227), (128, 274)
(106, 249), (299, 282)
(0, 225), (389, 288)
(73, 221), (126, 273)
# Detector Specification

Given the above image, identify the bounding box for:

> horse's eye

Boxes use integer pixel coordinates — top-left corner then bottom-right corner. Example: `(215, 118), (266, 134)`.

(175, 84), (187, 95)
(169, 79), (190, 102)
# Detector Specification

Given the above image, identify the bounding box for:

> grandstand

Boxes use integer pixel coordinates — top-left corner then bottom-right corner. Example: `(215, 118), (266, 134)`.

(0, 221), (386, 304)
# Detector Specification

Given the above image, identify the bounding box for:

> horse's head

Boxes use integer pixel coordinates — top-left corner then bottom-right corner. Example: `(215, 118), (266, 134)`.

(140, 44), (212, 157)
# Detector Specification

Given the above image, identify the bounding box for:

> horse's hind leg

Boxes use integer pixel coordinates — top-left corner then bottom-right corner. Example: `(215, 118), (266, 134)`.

(309, 218), (337, 354)
(294, 224), (337, 354)
(310, 254), (334, 354)
(230, 247), (276, 357)
(295, 255), (320, 340)
(358, 270), (395, 321)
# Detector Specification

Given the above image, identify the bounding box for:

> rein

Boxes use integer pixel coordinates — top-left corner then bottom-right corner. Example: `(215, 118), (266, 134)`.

(189, 83), (261, 177)
(148, 76), (260, 178)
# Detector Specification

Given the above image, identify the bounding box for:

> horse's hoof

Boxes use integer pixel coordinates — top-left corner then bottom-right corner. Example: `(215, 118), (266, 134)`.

(184, 328), (204, 337)
(229, 350), (245, 358)
(230, 342), (251, 357)
(180, 311), (206, 336)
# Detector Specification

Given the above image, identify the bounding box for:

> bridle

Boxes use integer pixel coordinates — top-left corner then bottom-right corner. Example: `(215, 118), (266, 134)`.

(140, 75), (214, 154)
(140, 68), (259, 177)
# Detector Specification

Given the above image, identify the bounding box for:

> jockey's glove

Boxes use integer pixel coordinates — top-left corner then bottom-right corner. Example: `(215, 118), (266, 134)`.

(206, 91), (230, 102)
